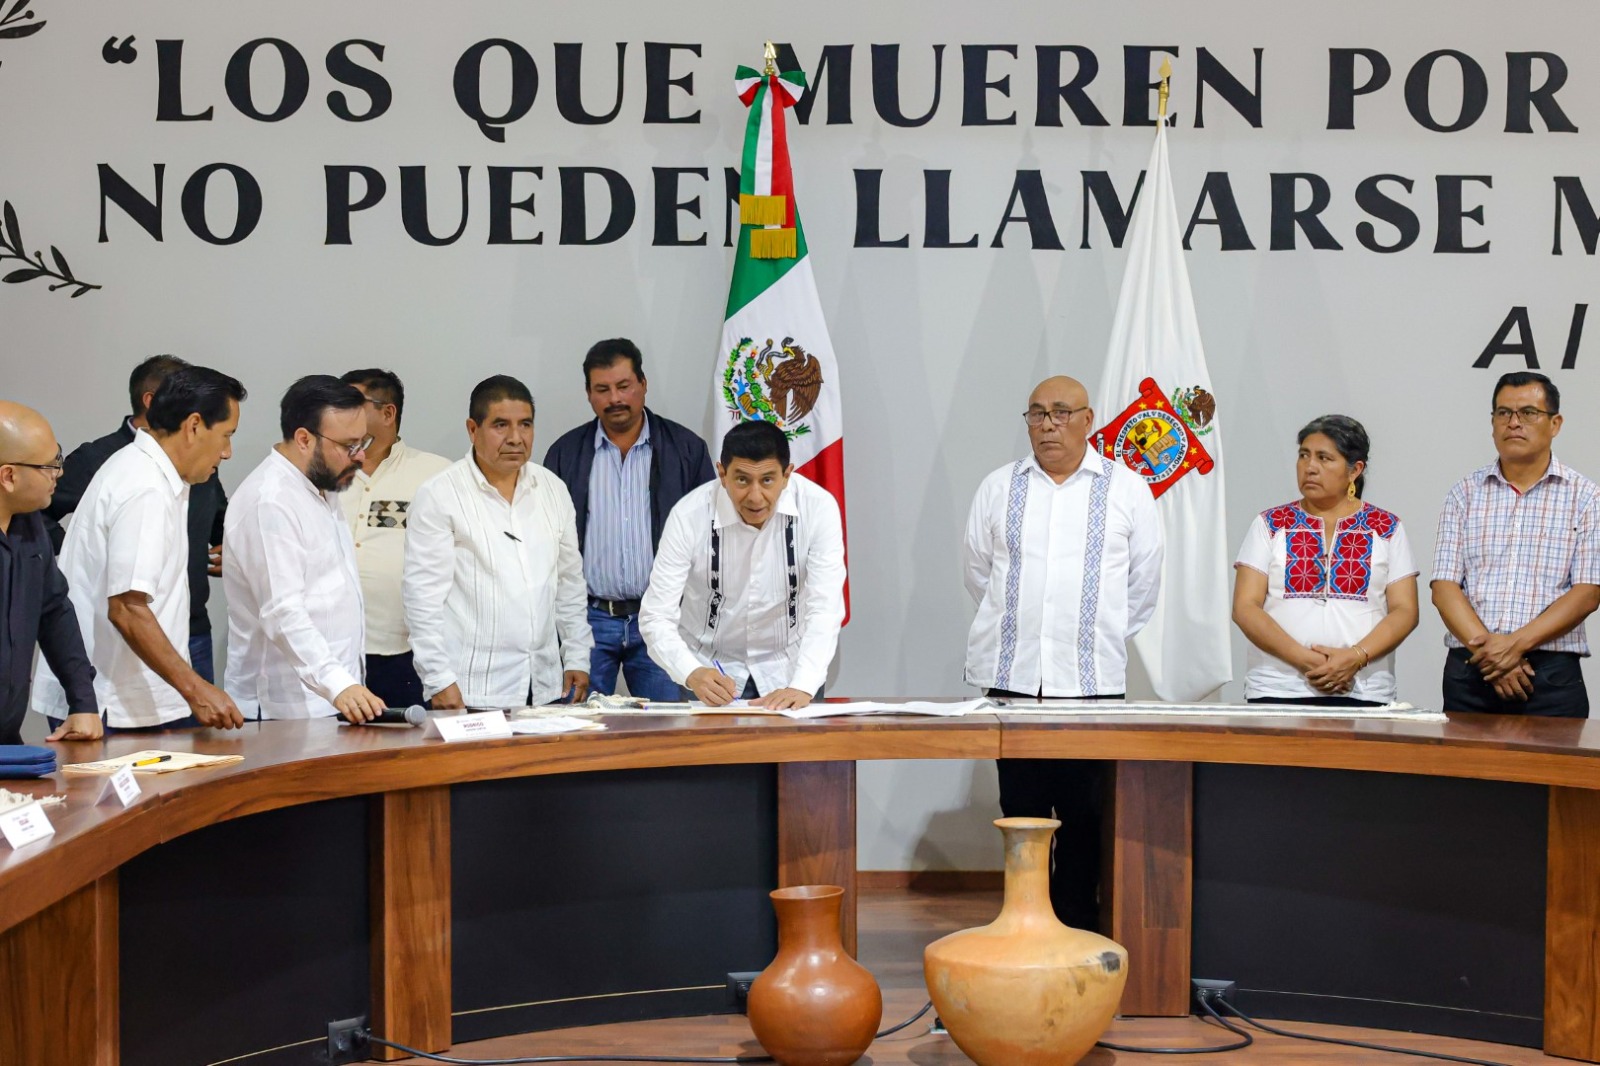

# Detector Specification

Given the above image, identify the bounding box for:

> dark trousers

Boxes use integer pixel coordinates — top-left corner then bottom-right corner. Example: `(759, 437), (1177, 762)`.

(1442, 647), (1589, 718)
(366, 651), (424, 709)
(188, 633), (215, 684)
(990, 687), (1117, 932)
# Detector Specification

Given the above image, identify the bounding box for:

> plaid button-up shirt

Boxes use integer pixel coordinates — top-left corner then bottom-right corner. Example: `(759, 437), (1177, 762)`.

(1431, 456), (1600, 654)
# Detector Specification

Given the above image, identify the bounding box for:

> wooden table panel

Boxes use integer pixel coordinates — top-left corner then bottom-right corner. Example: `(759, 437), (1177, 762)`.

(0, 872), (117, 1066)
(1546, 785), (1600, 1061)
(778, 760), (858, 955)
(371, 786), (453, 1061)
(1105, 761), (1193, 1017)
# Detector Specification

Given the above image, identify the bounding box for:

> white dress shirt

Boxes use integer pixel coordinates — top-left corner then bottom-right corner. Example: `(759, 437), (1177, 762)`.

(964, 453), (1164, 698)
(32, 429), (193, 727)
(339, 440), (453, 656)
(224, 450), (366, 719)
(640, 474), (846, 697)
(403, 455), (592, 707)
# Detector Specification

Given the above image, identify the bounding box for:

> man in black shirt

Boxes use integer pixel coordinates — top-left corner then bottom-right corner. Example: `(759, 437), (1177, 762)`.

(0, 402), (100, 744)
(45, 355), (229, 682)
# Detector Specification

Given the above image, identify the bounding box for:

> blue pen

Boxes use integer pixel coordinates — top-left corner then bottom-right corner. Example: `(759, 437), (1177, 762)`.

(712, 659), (729, 677)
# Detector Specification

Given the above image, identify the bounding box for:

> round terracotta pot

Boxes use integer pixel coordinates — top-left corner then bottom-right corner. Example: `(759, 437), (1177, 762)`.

(923, 817), (1128, 1065)
(747, 885), (882, 1066)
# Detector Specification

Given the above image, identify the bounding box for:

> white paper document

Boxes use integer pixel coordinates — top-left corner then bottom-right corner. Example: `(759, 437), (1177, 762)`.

(776, 699), (992, 719)
(507, 716), (607, 735)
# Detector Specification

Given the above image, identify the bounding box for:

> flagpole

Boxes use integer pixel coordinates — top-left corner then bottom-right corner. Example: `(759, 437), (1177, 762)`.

(1158, 57), (1171, 122)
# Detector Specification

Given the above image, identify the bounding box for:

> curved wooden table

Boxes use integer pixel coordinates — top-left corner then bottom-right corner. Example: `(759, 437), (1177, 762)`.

(2, 709), (1598, 1065)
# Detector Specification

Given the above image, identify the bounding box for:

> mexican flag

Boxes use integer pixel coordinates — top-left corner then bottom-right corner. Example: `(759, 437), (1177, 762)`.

(714, 61), (849, 621)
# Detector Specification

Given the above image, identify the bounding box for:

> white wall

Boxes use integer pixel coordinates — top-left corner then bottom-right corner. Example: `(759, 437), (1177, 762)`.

(7, 1), (1599, 867)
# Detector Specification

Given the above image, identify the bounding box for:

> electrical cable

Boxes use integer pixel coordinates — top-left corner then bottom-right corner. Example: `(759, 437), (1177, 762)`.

(1217, 999), (1515, 1066)
(1093, 991), (1254, 1054)
(874, 1000), (932, 1038)
(362, 999), (939, 1065)
(364, 1039), (771, 1065)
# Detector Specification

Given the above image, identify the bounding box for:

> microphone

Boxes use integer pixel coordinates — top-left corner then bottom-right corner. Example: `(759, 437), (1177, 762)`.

(354, 705), (428, 727)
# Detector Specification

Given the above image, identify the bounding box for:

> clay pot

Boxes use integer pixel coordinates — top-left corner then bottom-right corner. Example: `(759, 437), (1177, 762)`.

(923, 817), (1128, 1065)
(747, 885), (882, 1066)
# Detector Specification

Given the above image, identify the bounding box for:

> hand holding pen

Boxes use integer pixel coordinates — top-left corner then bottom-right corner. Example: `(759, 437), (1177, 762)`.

(685, 659), (740, 707)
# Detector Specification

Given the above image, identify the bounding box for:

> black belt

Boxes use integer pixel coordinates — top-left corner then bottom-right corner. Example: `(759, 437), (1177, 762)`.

(589, 596), (642, 617)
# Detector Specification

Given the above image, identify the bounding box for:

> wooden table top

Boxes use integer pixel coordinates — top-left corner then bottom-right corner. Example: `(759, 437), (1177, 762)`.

(3, 706), (1597, 935)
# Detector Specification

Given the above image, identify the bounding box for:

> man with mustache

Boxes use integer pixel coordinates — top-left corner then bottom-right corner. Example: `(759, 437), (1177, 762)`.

(34, 367), (248, 732)
(1432, 371), (1600, 716)
(404, 375), (592, 710)
(223, 376), (384, 722)
(544, 339), (714, 701)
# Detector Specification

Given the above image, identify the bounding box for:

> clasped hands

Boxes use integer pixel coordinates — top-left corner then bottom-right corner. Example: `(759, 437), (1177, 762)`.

(1300, 645), (1366, 695)
(1467, 632), (1535, 702)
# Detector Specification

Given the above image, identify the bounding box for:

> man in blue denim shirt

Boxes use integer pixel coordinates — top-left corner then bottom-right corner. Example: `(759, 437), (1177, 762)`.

(545, 339), (714, 700)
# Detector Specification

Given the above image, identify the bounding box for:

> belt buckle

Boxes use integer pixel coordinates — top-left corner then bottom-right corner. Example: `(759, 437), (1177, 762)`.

(607, 599), (621, 617)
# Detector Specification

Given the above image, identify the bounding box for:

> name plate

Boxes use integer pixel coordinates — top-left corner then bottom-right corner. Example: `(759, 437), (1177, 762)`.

(424, 710), (512, 742)
(97, 765), (143, 808)
(0, 801), (56, 849)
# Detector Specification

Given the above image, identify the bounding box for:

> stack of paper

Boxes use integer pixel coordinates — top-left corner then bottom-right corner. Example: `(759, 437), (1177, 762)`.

(61, 750), (244, 775)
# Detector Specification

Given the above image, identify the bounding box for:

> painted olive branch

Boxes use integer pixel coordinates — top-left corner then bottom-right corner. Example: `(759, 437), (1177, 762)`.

(0, 200), (100, 298)
(0, 0), (46, 59)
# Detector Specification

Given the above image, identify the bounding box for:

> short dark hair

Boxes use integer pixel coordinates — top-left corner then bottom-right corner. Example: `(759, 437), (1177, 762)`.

(1297, 414), (1371, 497)
(145, 366), (247, 433)
(129, 355), (189, 417)
(279, 375), (366, 442)
(583, 338), (645, 388)
(469, 375), (535, 424)
(720, 419), (790, 469)
(1494, 371), (1560, 414)
(340, 368), (406, 429)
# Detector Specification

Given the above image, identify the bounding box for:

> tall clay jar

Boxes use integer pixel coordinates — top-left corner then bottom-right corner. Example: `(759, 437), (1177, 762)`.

(747, 885), (882, 1066)
(923, 817), (1128, 1065)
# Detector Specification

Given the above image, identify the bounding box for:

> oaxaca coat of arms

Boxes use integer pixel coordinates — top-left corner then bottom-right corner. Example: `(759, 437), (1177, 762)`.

(1092, 376), (1217, 499)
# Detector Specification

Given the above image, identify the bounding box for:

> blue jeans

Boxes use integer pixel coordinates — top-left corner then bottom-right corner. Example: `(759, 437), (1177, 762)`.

(189, 632), (215, 684)
(587, 605), (679, 701)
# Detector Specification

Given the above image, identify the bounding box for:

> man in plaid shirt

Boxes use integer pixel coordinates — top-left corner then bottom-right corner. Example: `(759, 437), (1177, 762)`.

(1431, 371), (1600, 717)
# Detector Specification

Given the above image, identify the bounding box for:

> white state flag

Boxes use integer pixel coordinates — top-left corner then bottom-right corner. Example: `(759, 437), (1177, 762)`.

(1091, 122), (1231, 701)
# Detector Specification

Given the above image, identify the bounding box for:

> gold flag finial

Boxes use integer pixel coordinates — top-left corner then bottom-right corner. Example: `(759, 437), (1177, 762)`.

(763, 41), (778, 76)
(1158, 57), (1172, 120)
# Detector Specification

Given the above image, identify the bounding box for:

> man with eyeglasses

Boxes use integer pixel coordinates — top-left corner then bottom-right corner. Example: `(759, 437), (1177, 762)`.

(223, 376), (385, 722)
(44, 355), (230, 684)
(0, 402), (101, 744)
(1431, 371), (1600, 717)
(337, 369), (451, 708)
(962, 375), (1163, 931)
(33, 368), (248, 733)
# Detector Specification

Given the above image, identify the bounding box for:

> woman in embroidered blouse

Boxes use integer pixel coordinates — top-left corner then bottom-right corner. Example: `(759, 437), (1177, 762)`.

(1232, 415), (1420, 705)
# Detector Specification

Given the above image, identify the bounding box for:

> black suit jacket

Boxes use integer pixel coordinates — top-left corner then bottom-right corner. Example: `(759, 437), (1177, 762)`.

(0, 511), (96, 744)
(44, 420), (228, 634)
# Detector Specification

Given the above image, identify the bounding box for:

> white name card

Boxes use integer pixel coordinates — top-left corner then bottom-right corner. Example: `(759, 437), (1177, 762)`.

(424, 710), (512, 742)
(97, 765), (142, 808)
(0, 801), (56, 849)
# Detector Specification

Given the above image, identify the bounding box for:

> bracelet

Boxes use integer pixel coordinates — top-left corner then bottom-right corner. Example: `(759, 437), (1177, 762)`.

(1352, 644), (1371, 669)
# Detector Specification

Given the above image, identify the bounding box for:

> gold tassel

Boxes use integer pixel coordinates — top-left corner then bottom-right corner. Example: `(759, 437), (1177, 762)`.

(740, 194), (787, 226)
(749, 227), (797, 259)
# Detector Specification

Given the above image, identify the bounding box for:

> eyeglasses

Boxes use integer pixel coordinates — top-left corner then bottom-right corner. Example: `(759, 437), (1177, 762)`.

(1491, 407), (1555, 424)
(313, 432), (374, 458)
(1023, 406), (1089, 427)
(2, 450), (65, 475)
